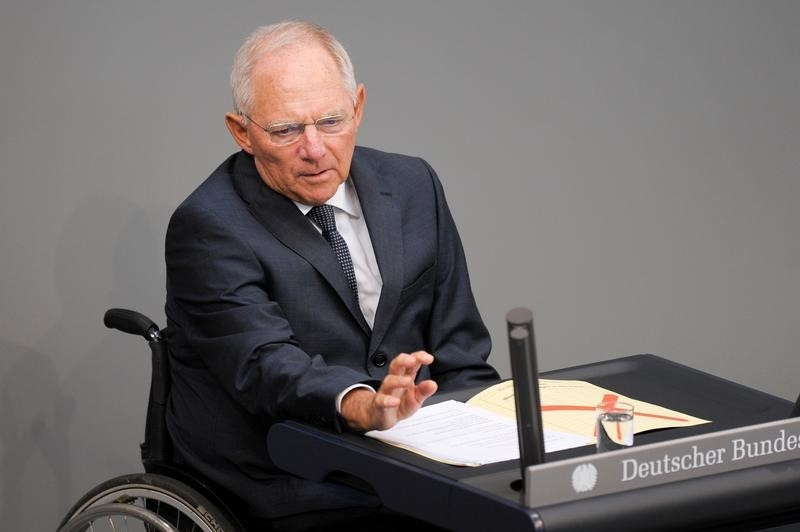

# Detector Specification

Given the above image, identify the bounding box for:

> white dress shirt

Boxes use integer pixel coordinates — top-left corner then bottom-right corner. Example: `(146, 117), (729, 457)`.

(295, 179), (383, 327)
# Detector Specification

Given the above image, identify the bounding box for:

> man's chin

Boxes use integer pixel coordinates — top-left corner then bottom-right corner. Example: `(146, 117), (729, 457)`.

(295, 180), (342, 205)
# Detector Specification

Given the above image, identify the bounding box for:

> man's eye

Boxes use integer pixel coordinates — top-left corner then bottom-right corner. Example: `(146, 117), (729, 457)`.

(317, 117), (343, 128)
(270, 125), (301, 137)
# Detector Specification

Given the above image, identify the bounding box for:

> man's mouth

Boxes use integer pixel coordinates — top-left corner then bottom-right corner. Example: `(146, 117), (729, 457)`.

(301, 169), (331, 179)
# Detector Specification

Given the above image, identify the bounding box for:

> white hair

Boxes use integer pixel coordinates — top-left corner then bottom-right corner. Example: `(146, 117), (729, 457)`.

(230, 21), (358, 117)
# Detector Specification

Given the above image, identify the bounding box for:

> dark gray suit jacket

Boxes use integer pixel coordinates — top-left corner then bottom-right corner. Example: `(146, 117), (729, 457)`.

(164, 147), (499, 519)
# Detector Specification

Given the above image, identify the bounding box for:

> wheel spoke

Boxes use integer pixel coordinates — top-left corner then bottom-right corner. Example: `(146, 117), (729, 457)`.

(60, 475), (233, 532)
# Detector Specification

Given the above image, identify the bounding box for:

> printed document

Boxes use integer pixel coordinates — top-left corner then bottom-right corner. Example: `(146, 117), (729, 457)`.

(366, 399), (585, 466)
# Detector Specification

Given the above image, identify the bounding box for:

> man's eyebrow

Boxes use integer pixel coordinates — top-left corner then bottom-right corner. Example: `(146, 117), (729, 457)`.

(317, 109), (348, 118)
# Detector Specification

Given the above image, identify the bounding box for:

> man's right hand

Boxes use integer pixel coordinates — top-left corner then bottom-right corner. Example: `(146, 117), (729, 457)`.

(340, 351), (438, 432)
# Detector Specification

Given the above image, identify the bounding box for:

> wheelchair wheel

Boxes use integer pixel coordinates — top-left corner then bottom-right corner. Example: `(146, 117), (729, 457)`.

(58, 472), (243, 532)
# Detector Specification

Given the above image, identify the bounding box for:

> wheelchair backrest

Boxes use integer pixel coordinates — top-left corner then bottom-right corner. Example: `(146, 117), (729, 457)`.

(104, 308), (173, 468)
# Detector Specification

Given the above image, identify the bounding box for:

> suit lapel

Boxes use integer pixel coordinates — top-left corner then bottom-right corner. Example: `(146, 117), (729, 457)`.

(231, 152), (370, 332)
(350, 150), (404, 353)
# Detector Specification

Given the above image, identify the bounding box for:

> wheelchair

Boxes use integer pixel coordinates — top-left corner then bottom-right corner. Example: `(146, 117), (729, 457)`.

(58, 309), (254, 532)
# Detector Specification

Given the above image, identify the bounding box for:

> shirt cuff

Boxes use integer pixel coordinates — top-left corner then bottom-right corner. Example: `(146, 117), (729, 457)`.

(336, 383), (376, 414)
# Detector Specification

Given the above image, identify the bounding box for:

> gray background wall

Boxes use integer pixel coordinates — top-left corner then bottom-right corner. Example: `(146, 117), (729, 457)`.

(1, 1), (798, 528)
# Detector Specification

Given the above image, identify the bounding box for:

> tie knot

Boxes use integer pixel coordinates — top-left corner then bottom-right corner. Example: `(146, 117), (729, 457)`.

(308, 204), (337, 234)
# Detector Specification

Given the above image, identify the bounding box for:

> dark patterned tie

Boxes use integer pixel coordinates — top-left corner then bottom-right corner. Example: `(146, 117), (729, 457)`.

(307, 204), (359, 302)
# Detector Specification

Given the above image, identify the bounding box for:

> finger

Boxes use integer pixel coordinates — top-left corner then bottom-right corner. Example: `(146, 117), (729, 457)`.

(403, 352), (432, 383)
(415, 380), (438, 402)
(388, 352), (416, 374)
(394, 381), (437, 420)
(379, 374), (415, 392)
(373, 393), (401, 409)
(388, 352), (432, 380)
(409, 350), (435, 366)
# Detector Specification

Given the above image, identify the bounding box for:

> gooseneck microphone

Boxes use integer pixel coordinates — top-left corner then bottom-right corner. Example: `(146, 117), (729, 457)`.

(507, 307), (546, 486)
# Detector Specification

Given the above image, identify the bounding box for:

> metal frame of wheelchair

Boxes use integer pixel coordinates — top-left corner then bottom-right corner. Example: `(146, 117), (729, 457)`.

(58, 309), (251, 532)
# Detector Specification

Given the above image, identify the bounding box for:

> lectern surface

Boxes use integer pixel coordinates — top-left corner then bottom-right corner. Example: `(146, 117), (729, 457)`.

(268, 355), (798, 531)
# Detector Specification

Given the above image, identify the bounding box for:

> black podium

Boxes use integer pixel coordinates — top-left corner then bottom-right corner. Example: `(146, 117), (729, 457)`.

(267, 355), (800, 531)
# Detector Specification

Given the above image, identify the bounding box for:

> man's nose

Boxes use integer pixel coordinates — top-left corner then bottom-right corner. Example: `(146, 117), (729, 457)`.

(298, 125), (327, 159)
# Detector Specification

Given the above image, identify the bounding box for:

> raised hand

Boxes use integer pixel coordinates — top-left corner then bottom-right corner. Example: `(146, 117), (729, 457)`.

(341, 351), (438, 432)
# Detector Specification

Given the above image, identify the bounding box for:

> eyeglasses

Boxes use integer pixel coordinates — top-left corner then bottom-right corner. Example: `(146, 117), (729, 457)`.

(243, 113), (355, 146)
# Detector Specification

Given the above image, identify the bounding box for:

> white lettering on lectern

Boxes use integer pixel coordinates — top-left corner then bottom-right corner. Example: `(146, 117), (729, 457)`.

(620, 428), (800, 482)
(621, 445), (727, 481)
(731, 430), (799, 461)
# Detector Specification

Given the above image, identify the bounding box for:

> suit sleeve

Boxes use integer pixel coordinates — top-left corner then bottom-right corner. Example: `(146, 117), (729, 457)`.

(165, 200), (376, 430)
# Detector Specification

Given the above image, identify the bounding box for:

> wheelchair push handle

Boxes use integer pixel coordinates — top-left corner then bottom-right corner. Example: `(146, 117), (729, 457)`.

(104, 308), (162, 342)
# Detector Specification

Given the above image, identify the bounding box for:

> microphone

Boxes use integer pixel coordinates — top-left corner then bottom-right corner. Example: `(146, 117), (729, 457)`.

(507, 307), (546, 487)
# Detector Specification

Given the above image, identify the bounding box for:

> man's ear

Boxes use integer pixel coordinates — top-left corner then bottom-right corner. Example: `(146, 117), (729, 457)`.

(224, 112), (254, 154)
(353, 84), (366, 129)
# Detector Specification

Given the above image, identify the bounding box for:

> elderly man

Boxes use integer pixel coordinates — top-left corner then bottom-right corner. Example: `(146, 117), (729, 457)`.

(165, 20), (499, 530)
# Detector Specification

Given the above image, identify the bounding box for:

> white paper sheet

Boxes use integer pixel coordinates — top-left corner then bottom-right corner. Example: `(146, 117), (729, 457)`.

(366, 400), (587, 466)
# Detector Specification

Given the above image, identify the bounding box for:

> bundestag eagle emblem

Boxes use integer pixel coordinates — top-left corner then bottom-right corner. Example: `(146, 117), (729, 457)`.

(571, 463), (598, 493)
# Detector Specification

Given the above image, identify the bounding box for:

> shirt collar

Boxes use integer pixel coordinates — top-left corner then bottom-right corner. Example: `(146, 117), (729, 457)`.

(294, 178), (360, 218)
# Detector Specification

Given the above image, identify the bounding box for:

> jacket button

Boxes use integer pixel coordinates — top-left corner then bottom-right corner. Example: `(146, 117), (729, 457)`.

(372, 353), (387, 367)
